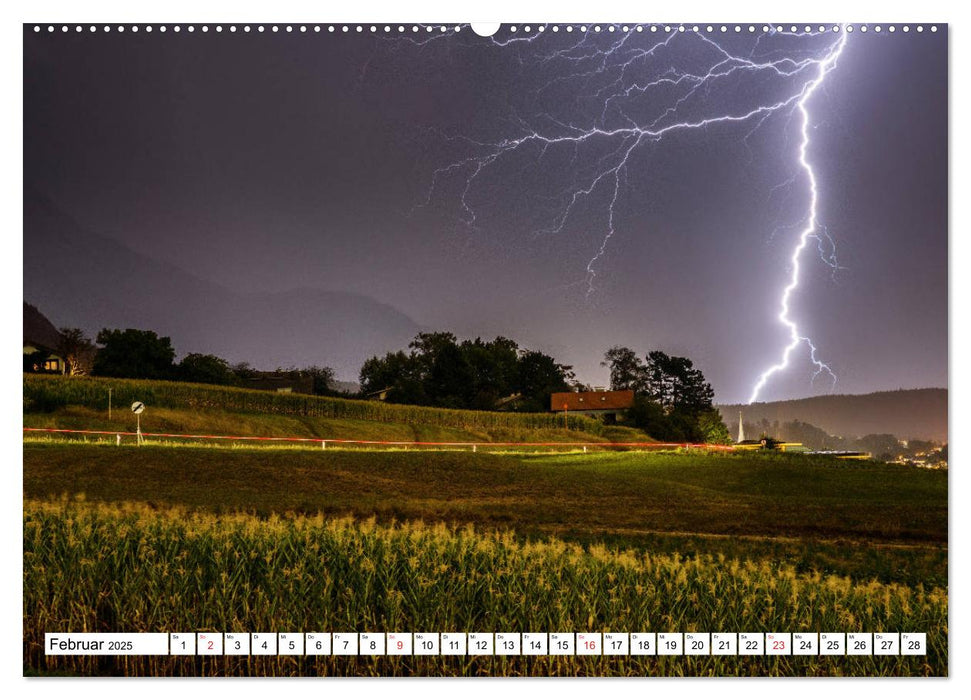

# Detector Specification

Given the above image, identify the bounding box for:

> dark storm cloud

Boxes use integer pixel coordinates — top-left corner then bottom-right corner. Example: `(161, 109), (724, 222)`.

(23, 25), (947, 402)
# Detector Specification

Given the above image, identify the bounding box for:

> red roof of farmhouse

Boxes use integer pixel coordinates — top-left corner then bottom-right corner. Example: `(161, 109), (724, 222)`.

(550, 390), (635, 412)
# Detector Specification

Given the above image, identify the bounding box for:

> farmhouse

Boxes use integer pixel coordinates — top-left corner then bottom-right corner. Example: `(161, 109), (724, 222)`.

(23, 302), (66, 374)
(550, 389), (635, 424)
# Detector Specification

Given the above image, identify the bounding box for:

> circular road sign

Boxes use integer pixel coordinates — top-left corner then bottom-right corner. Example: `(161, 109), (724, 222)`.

(131, 401), (145, 414)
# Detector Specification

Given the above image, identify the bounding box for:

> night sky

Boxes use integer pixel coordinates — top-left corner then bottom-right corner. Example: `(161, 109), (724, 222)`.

(23, 24), (947, 403)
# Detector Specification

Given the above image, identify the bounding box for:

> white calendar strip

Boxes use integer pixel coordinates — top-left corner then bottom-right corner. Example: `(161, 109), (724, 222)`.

(44, 632), (928, 656)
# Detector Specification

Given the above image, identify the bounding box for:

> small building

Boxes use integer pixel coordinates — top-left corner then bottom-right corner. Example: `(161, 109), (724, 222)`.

(23, 302), (66, 374)
(735, 438), (870, 460)
(734, 439), (810, 453)
(550, 389), (635, 423)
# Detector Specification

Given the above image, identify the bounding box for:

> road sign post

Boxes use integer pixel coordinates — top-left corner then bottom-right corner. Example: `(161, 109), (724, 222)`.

(131, 401), (145, 445)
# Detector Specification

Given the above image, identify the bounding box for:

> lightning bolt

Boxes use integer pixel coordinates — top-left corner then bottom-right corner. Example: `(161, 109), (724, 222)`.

(402, 24), (848, 401)
(748, 28), (847, 403)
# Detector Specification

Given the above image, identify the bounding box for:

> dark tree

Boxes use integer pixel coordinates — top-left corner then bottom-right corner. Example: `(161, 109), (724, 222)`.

(360, 332), (575, 412)
(229, 361), (259, 381)
(696, 410), (732, 444)
(178, 353), (234, 385)
(92, 328), (176, 379)
(517, 350), (573, 412)
(461, 336), (520, 409)
(626, 396), (676, 440)
(359, 353), (397, 396)
(643, 350), (715, 412)
(613, 347), (725, 442)
(642, 350), (670, 405)
(359, 350), (424, 404)
(426, 342), (474, 408)
(56, 328), (95, 376)
(302, 365), (337, 396)
(409, 332), (460, 372)
(602, 346), (646, 392)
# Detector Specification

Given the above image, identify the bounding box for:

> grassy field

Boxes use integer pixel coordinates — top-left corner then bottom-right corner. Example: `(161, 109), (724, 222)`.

(24, 443), (946, 545)
(24, 374), (623, 439)
(22, 376), (948, 677)
(23, 404), (649, 447)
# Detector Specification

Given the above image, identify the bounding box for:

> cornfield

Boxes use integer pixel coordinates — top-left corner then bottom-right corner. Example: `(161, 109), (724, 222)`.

(24, 498), (946, 676)
(23, 375), (604, 434)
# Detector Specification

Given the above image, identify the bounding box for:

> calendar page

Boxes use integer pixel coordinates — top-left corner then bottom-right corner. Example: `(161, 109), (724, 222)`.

(21, 2), (949, 682)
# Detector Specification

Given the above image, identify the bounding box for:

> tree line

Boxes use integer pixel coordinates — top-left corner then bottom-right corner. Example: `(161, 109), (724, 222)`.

(27, 327), (339, 396)
(359, 332), (577, 413)
(27, 325), (731, 442)
(360, 336), (729, 442)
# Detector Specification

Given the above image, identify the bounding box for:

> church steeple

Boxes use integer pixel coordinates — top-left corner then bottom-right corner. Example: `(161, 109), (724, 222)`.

(737, 410), (745, 443)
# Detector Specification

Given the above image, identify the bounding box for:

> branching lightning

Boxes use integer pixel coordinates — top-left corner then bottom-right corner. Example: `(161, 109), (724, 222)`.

(747, 28), (847, 403)
(406, 24), (848, 403)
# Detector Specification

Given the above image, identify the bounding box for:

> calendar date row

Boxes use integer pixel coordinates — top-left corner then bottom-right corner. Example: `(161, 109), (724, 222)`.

(45, 632), (927, 657)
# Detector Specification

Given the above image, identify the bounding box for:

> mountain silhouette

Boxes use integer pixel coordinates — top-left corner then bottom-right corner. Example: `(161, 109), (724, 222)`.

(23, 187), (420, 380)
(718, 388), (947, 443)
